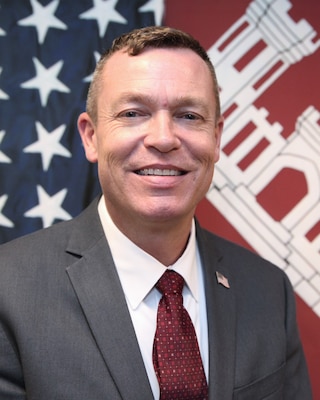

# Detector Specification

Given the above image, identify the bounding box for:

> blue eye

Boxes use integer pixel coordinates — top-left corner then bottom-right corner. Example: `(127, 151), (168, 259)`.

(124, 111), (138, 117)
(184, 113), (197, 120)
(180, 112), (202, 121)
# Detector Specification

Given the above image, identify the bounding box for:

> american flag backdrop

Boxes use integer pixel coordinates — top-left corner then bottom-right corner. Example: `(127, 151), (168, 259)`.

(0, 0), (319, 397)
(0, 0), (164, 239)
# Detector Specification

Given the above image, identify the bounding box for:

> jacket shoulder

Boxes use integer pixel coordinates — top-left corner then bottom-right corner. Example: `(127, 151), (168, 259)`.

(0, 197), (103, 265)
(196, 224), (288, 283)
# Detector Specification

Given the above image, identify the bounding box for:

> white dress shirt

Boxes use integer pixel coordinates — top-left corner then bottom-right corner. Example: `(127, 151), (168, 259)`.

(98, 197), (209, 399)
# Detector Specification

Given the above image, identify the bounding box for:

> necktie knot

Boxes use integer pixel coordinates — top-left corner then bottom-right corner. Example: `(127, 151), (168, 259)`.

(156, 270), (184, 296)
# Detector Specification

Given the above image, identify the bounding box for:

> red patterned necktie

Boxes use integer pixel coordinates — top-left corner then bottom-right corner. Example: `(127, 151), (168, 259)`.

(153, 270), (208, 400)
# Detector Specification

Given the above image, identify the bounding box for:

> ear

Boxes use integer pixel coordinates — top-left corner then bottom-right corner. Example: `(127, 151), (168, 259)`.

(77, 112), (98, 163)
(214, 116), (224, 163)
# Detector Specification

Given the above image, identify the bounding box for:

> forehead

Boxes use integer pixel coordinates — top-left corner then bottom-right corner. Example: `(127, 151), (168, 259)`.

(101, 47), (214, 94)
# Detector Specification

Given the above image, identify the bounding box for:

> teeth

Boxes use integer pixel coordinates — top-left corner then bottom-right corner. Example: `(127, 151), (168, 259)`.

(136, 168), (182, 176)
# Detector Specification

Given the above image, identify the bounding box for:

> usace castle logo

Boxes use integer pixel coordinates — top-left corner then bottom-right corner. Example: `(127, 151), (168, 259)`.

(206, 0), (320, 316)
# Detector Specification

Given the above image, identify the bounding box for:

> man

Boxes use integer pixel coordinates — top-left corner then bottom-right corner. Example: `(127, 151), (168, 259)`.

(0, 26), (311, 399)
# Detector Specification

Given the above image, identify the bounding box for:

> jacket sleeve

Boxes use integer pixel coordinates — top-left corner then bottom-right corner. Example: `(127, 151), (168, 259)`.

(283, 272), (312, 399)
(0, 321), (26, 399)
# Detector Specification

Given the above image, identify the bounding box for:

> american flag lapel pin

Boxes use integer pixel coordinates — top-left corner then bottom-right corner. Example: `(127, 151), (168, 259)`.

(216, 271), (230, 289)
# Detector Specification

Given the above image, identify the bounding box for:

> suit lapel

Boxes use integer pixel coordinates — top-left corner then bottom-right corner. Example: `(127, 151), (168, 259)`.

(65, 200), (153, 400)
(196, 225), (236, 400)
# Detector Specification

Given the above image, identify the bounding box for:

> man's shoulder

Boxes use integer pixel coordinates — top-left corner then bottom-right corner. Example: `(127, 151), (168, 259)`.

(0, 218), (74, 277)
(197, 224), (287, 283)
(0, 197), (102, 263)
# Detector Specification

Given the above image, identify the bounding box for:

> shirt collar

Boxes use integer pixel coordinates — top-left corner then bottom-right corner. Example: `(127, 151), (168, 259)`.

(98, 197), (199, 310)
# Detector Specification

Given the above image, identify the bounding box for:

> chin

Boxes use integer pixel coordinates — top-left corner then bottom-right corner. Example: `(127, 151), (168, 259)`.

(139, 203), (194, 223)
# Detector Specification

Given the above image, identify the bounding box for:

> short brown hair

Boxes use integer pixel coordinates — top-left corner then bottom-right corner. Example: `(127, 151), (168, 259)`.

(86, 26), (221, 123)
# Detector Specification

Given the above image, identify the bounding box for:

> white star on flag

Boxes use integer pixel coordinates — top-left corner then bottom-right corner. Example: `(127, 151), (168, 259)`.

(0, 195), (14, 228)
(216, 271), (230, 289)
(23, 122), (71, 171)
(79, 0), (127, 37)
(139, 0), (164, 26)
(20, 57), (70, 107)
(0, 67), (9, 100)
(24, 186), (72, 228)
(0, 5), (5, 36)
(0, 131), (11, 164)
(18, 0), (67, 44)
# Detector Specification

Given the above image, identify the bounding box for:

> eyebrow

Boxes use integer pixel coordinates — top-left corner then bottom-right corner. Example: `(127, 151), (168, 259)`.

(112, 92), (212, 114)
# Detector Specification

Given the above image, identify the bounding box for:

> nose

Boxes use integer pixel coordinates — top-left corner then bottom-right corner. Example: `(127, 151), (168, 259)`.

(143, 112), (181, 153)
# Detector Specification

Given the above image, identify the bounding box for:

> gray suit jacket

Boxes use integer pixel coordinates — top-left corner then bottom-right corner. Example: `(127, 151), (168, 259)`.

(0, 198), (311, 399)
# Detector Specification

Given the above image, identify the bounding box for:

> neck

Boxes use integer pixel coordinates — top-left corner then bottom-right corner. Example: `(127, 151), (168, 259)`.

(109, 210), (193, 266)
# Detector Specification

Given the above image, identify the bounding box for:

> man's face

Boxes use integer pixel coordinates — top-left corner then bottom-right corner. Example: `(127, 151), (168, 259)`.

(78, 47), (223, 229)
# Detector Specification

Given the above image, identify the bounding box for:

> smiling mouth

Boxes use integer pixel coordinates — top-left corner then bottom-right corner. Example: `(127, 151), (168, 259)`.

(135, 168), (186, 176)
